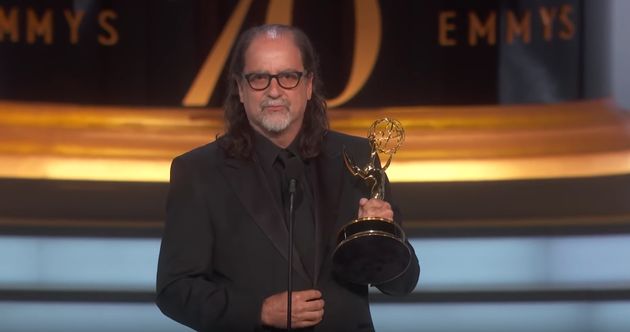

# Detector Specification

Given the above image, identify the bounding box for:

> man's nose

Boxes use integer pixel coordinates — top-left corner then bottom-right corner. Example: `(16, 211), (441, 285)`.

(266, 77), (283, 97)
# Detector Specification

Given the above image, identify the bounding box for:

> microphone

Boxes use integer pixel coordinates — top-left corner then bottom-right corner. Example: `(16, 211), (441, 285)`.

(287, 177), (297, 331)
(285, 157), (301, 331)
(285, 157), (303, 203)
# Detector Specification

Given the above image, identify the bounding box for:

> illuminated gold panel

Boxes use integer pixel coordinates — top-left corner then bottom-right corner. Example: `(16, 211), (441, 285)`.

(1, 100), (629, 182)
(182, 0), (253, 106)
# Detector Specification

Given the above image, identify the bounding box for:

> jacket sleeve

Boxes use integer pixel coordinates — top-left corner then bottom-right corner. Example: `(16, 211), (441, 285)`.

(155, 156), (263, 331)
(373, 172), (421, 296)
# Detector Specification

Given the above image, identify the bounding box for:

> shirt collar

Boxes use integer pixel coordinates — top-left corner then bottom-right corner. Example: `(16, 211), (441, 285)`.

(252, 131), (304, 167)
(253, 131), (281, 168)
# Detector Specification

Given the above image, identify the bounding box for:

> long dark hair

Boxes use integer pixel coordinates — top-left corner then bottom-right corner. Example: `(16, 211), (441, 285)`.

(218, 24), (329, 159)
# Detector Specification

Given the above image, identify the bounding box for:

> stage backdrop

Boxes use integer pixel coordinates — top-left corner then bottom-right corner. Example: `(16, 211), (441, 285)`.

(0, 0), (609, 108)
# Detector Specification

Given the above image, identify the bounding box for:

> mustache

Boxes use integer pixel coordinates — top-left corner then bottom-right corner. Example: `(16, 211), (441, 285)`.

(261, 99), (289, 108)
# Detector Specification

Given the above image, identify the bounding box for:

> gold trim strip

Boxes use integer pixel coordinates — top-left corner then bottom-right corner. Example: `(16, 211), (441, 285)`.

(0, 155), (171, 182)
(1, 99), (630, 182)
(388, 150), (630, 182)
(1, 150), (629, 182)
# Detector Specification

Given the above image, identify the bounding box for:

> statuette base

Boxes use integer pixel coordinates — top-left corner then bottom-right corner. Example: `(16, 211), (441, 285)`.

(332, 217), (411, 285)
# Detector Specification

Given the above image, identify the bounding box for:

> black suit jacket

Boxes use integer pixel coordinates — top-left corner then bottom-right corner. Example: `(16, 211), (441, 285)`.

(156, 130), (420, 331)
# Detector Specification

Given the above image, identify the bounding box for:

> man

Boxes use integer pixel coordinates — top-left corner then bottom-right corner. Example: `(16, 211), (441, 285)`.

(156, 24), (419, 331)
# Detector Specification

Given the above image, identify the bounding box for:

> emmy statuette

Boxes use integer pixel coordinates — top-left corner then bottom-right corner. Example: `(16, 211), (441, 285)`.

(332, 118), (411, 285)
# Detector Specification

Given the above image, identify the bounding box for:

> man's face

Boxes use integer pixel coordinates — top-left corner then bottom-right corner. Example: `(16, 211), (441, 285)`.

(238, 32), (313, 139)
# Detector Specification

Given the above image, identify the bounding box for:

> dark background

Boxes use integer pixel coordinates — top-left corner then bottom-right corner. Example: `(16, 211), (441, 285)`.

(0, 0), (608, 107)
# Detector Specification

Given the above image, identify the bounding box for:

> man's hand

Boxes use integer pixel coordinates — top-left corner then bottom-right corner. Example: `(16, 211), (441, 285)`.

(357, 198), (394, 220)
(260, 289), (324, 328)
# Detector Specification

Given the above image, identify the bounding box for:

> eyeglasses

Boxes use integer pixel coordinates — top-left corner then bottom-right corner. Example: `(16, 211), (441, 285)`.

(242, 71), (305, 91)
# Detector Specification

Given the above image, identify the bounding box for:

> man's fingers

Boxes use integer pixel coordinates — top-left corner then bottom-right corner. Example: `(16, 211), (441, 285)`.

(295, 298), (324, 312)
(290, 290), (324, 328)
(293, 289), (322, 302)
(358, 198), (394, 219)
(358, 198), (391, 210)
(292, 290), (324, 312)
(261, 290), (325, 328)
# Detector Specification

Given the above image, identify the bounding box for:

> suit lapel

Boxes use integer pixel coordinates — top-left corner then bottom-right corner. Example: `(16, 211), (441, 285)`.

(221, 153), (311, 283)
(312, 138), (346, 283)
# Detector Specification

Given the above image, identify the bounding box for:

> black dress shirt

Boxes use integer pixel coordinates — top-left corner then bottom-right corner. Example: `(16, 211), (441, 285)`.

(253, 132), (317, 280)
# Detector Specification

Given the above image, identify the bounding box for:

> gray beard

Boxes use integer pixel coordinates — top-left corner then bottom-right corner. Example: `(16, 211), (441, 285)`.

(260, 111), (291, 133)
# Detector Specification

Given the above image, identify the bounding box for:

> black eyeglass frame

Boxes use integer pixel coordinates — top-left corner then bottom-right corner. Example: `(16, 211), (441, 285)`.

(242, 71), (306, 91)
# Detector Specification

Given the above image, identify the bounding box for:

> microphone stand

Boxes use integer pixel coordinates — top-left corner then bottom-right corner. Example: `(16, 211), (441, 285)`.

(287, 178), (297, 331)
